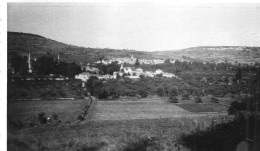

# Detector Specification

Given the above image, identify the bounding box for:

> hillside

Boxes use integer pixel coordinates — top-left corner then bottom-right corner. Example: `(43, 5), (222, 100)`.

(7, 32), (152, 65)
(8, 32), (260, 64)
(153, 46), (260, 64)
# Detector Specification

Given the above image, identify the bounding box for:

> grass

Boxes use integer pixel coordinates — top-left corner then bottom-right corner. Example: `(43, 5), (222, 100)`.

(88, 97), (190, 121)
(175, 103), (229, 113)
(8, 115), (234, 151)
(8, 99), (90, 129)
(8, 96), (238, 150)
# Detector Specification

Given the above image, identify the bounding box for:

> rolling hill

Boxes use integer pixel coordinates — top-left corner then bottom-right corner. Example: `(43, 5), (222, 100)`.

(153, 46), (260, 64)
(7, 32), (152, 65)
(8, 32), (260, 65)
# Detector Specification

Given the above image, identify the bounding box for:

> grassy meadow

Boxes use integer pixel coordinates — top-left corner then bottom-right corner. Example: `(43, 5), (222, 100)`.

(7, 94), (239, 151)
(8, 99), (90, 129)
(9, 115), (237, 151)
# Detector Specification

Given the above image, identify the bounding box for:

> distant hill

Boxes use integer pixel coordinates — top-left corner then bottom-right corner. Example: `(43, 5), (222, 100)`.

(8, 32), (260, 65)
(153, 46), (260, 64)
(7, 32), (152, 65)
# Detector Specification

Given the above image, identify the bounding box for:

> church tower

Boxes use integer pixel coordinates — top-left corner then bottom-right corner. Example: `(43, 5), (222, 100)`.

(28, 51), (32, 73)
(57, 53), (60, 63)
(120, 62), (124, 71)
(131, 54), (134, 61)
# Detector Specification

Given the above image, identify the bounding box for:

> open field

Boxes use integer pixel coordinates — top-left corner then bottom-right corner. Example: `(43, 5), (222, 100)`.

(175, 103), (229, 113)
(8, 99), (90, 128)
(8, 96), (235, 151)
(85, 96), (229, 121)
(8, 115), (235, 151)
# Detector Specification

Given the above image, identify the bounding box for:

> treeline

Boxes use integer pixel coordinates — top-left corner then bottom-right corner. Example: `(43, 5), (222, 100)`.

(138, 59), (259, 73)
(8, 53), (82, 78)
(85, 66), (260, 100)
(94, 61), (120, 75)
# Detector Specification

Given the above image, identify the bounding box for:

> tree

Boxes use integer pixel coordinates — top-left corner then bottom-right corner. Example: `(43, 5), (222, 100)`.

(157, 87), (164, 97)
(95, 52), (105, 63)
(164, 59), (171, 64)
(138, 89), (148, 98)
(33, 55), (56, 75)
(66, 62), (82, 78)
(107, 62), (120, 75)
(135, 58), (140, 67)
(169, 87), (178, 103)
(9, 53), (23, 74)
(236, 68), (242, 83)
(85, 76), (99, 95)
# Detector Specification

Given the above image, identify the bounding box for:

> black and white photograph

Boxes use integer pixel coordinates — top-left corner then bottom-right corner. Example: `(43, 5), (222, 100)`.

(3, 1), (260, 151)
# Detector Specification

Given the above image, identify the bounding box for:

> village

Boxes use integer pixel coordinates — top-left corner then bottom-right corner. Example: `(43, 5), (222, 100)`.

(76, 55), (179, 82)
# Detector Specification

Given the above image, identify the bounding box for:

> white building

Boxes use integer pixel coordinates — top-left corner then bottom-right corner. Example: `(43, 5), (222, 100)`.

(75, 72), (90, 81)
(155, 69), (163, 75)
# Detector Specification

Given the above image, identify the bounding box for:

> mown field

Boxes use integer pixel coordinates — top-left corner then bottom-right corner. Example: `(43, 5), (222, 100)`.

(87, 96), (229, 121)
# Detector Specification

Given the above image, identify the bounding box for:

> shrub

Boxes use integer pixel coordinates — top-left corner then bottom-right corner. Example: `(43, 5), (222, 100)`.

(52, 114), (58, 120)
(169, 87), (178, 97)
(138, 89), (148, 98)
(182, 91), (190, 100)
(157, 87), (164, 97)
(195, 96), (202, 103)
(169, 96), (178, 103)
(38, 112), (47, 124)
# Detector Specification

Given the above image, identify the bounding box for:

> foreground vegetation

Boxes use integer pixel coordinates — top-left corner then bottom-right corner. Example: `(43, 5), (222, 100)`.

(9, 115), (236, 151)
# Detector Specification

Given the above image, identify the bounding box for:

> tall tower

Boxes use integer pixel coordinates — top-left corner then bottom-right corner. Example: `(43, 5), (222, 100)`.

(28, 51), (32, 73)
(131, 54), (134, 61)
(120, 62), (124, 71)
(58, 53), (60, 63)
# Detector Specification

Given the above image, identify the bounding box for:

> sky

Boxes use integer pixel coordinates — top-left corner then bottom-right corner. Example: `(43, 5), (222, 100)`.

(7, 2), (260, 51)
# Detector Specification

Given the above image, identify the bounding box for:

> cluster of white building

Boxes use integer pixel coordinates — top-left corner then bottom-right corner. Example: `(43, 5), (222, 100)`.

(75, 62), (179, 82)
(95, 54), (167, 65)
(76, 54), (181, 82)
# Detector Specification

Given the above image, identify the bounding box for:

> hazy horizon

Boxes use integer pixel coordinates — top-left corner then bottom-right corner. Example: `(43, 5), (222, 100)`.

(8, 3), (260, 51)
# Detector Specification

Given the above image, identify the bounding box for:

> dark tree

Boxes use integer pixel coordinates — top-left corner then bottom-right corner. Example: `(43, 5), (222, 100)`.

(33, 55), (56, 75)
(66, 62), (82, 78)
(169, 87), (179, 103)
(19, 56), (29, 76)
(157, 87), (164, 97)
(85, 76), (99, 95)
(9, 53), (23, 74)
(164, 59), (171, 64)
(236, 68), (242, 83)
(135, 58), (140, 67)
(107, 61), (120, 75)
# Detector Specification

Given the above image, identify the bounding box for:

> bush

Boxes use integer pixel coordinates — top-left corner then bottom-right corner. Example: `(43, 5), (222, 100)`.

(169, 87), (178, 97)
(138, 89), (148, 98)
(157, 87), (164, 97)
(38, 112), (47, 124)
(228, 96), (256, 115)
(182, 91), (190, 100)
(169, 96), (178, 103)
(52, 114), (58, 120)
(195, 96), (202, 103)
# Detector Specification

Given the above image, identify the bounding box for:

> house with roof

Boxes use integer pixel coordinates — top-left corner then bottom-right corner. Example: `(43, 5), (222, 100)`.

(124, 67), (134, 75)
(75, 72), (90, 81)
(155, 69), (163, 75)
